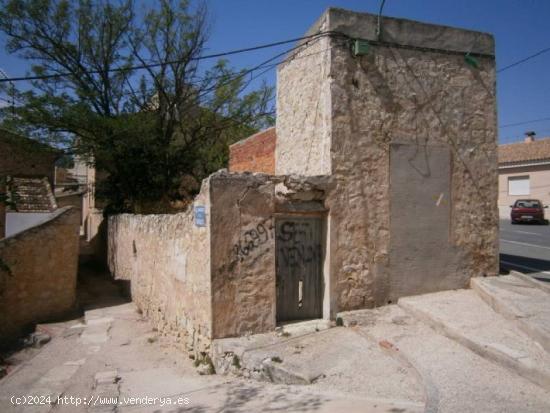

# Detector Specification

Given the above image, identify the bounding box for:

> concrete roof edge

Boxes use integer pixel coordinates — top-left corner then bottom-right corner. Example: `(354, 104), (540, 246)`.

(323, 7), (494, 56)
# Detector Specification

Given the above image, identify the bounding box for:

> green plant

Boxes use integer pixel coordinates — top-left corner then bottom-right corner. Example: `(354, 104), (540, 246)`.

(232, 354), (241, 369)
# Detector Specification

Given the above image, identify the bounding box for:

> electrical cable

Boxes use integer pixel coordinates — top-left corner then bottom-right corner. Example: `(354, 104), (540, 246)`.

(0, 31), (345, 84)
(497, 46), (550, 73)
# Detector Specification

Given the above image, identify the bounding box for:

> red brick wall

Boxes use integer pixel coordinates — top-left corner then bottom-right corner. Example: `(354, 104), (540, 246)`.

(229, 127), (276, 174)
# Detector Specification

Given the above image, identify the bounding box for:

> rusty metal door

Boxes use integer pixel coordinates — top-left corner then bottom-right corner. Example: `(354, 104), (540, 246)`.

(276, 217), (323, 321)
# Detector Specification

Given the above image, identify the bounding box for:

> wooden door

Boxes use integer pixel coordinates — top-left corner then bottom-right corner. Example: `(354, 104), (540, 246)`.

(276, 217), (323, 321)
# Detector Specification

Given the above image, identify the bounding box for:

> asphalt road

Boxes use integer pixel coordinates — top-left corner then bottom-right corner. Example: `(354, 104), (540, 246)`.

(500, 218), (550, 282)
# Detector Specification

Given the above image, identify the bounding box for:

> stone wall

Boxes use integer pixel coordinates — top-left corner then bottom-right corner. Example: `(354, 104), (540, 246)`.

(108, 172), (333, 349)
(210, 172), (333, 337)
(108, 179), (212, 353)
(229, 127), (276, 174)
(276, 8), (499, 312)
(276, 24), (333, 176)
(210, 173), (277, 338)
(0, 206), (79, 349)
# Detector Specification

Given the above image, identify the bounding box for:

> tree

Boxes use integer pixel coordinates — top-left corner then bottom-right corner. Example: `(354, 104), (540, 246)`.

(0, 0), (274, 213)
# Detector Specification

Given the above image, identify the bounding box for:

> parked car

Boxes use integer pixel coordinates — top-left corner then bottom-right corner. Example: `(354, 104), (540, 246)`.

(510, 199), (548, 224)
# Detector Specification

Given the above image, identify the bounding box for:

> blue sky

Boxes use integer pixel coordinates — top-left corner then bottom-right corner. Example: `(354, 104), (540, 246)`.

(1, 0), (549, 144)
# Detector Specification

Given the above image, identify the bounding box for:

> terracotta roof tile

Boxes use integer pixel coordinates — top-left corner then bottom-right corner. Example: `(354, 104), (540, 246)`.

(8, 177), (57, 212)
(498, 137), (550, 164)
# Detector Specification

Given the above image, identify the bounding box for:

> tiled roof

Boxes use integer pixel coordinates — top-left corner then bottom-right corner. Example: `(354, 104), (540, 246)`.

(8, 177), (58, 212)
(498, 137), (550, 164)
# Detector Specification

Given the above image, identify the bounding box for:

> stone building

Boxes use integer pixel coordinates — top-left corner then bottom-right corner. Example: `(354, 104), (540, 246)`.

(109, 8), (498, 353)
(0, 130), (61, 238)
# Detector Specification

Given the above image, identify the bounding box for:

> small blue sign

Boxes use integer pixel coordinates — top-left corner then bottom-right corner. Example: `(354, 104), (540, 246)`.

(194, 206), (206, 227)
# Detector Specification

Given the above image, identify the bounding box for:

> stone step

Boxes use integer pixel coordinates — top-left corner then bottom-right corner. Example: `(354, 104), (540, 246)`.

(212, 326), (425, 406)
(471, 274), (550, 354)
(339, 304), (550, 413)
(398, 289), (550, 391)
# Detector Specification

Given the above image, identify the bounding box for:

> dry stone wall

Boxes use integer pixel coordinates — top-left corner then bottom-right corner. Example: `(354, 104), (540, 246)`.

(0, 206), (79, 349)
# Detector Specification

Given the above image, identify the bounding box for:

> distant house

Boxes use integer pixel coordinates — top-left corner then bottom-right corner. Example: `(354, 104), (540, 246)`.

(0, 130), (62, 237)
(498, 133), (550, 217)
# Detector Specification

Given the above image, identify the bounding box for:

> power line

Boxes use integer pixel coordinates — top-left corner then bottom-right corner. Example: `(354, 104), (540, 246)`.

(0, 31), (344, 84)
(497, 45), (550, 73)
(500, 116), (550, 128)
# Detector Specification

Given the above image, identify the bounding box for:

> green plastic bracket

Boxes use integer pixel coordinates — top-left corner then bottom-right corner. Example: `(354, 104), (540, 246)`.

(464, 53), (479, 69)
(353, 39), (370, 56)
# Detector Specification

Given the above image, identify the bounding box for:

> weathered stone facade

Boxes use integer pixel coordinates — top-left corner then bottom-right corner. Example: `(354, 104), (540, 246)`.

(0, 206), (80, 349)
(276, 8), (499, 311)
(210, 172), (332, 338)
(108, 172), (333, 350)
(108, 178), (212, 353)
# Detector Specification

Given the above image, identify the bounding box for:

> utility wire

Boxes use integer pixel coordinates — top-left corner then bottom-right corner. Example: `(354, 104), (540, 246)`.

(499, 116), (550, 128)
(0, 31), (344, 84)
(497, 45), (550, 73)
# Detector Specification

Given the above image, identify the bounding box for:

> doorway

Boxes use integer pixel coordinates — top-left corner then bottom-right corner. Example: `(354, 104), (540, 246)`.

(275, 216), (324, 322)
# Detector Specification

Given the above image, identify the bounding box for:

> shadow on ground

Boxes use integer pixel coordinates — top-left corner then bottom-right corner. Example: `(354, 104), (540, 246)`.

(171, 381), (329, 413)
(77, 262), (131, 312)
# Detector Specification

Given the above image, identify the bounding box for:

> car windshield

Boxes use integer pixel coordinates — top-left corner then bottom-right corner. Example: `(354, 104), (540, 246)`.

(515, 200), (541, 208)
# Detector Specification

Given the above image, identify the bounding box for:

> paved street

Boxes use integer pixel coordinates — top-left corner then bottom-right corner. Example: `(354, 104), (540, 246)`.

(500, 219), (550, 282)
(2, 267), (550, 412)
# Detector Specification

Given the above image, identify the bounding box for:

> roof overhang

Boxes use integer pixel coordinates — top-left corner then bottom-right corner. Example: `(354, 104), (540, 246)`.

(498, 159), (550, 169)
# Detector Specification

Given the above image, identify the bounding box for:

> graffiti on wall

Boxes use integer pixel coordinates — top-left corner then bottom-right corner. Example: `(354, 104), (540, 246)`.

(232, 217), (323, 267)
(233, 217), (274, 262)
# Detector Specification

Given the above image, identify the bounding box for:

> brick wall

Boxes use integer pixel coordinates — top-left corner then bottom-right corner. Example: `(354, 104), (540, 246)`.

(228, 127), (276, 174)
(0, 206), (80, 349)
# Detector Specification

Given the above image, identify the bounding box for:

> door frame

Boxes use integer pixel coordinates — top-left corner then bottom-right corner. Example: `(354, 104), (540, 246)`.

(274, 212), (329, 323)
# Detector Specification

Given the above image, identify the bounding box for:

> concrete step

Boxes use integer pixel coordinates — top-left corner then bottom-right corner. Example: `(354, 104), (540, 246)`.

(471, 274), (550, 354)
(212, 326), (425, 406)
(339, 304), (550, 413)
(398, 289), (550, 391)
